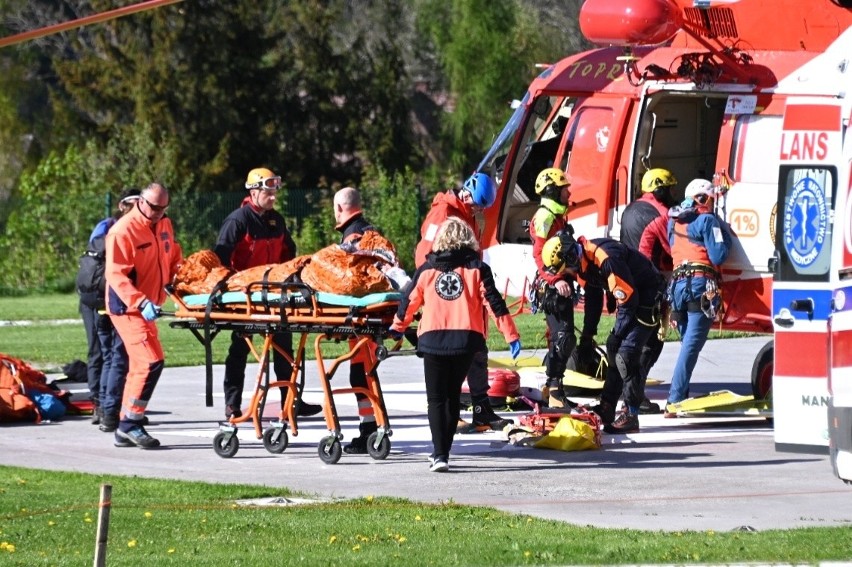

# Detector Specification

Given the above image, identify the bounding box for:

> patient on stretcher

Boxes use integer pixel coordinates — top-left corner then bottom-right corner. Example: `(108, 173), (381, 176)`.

(173, 231), (406, 299)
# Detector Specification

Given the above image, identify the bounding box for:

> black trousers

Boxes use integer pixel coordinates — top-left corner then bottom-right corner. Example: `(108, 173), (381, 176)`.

(603, 313), (655, 410)
(423, 351), (474, 461)
(464, 348), (489, 403)
(223, 330), (294, 410)
(544, 304), (576, 383)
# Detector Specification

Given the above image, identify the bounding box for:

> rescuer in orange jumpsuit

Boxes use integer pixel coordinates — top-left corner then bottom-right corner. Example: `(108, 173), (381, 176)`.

(105, 182), (183, 449)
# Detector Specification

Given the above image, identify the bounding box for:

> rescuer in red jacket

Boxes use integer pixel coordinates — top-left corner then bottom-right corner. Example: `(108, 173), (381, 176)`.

(528, 167), (576, 408)
(392, 217), (521, 472)
(617, 167), (678, 414)
(214, 167), (320, 420)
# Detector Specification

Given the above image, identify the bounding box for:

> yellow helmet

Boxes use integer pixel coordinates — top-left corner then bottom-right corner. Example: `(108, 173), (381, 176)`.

(542, 228), (581, 273)
(542, 236), (565, 273)
(534, 168), (571, 196)
(641, 168), (677, 193)
(245, 167), (281, 190)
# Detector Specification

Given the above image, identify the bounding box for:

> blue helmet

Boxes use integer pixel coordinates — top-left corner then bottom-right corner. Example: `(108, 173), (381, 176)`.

(463, 173), (496, 209)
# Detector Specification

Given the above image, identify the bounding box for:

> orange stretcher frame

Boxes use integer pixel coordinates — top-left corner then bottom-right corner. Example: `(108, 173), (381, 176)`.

(165, 281), (405, 464)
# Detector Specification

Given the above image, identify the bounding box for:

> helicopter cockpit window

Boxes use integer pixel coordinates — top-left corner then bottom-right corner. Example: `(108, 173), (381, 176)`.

(514, 96), (576, 200)
(478, 95), (577, 245)
(478, 93), (530, 186)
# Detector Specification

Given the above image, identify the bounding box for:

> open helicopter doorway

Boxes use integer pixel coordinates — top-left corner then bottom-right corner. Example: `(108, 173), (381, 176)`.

(627, 92), (727, 207)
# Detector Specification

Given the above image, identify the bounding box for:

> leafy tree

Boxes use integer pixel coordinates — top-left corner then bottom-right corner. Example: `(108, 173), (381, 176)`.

(360, 166), (435, 273)
(415, 0), (531, 172)
(0, 146), (95, 291)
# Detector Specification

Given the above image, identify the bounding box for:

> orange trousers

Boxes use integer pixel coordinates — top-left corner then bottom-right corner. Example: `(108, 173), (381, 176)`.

(109, 313), (164, 422)
(349, 336), (375, 421)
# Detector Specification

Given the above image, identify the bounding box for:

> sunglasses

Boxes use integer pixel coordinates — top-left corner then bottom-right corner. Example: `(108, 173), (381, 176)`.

(694, 193), (712, 205)
(144, 197), (169, 212)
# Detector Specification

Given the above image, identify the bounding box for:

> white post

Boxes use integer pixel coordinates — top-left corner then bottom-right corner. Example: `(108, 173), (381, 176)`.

(93, 484), (112, 567)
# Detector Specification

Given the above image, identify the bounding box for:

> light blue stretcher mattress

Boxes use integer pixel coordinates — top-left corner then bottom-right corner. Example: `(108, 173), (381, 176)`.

(181, 290), (402, 309)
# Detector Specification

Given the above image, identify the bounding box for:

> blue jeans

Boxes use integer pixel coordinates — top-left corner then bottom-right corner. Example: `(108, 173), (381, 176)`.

(100, 330), (128, 417)
(79, 301), (104, 403)
(667, 309), (712, 404)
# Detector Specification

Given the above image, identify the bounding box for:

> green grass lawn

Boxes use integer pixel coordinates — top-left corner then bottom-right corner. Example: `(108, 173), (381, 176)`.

(1, 465), (849, 566)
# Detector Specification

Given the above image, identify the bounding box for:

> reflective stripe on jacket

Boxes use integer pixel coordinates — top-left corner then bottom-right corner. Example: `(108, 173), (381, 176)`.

(576, 237), (665, 337)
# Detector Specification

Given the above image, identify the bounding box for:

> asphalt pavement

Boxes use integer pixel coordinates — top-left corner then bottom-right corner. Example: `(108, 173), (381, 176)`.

(3, 335), (852, 533)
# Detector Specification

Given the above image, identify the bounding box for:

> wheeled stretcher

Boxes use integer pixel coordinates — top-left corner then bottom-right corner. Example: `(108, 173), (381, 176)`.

(165, 280), (403, 464)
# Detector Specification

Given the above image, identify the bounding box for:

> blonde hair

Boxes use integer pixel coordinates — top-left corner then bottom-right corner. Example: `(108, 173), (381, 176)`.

(432, 217), (479, 252)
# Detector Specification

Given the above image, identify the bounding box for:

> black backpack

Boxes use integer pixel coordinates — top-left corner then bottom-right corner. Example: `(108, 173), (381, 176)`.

(76, 235), (107, 309)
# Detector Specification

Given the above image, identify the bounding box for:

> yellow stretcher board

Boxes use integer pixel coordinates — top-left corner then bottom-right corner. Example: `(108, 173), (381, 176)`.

(666, 390), (773, 418)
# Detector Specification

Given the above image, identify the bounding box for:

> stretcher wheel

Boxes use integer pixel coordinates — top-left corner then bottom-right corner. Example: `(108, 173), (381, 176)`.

(366, 431), (391, 460)
(317, 436), (342, 464)
(213, 431), (239, 458)
(375, 345), (388, 361)
(262, 427), (289, 454)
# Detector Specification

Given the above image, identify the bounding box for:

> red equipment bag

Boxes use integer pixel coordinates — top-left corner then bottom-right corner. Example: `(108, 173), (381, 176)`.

(461, 368), (521, 406)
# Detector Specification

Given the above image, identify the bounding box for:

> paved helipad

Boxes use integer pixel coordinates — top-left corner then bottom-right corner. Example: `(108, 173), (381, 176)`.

(3, 336), (851, 532)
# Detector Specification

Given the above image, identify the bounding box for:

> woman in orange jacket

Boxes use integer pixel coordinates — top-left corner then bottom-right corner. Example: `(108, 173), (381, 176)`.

(391, 217), (521, 472)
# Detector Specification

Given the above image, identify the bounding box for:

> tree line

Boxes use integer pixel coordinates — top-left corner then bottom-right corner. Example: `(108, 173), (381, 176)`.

(0, 0), (589, 293)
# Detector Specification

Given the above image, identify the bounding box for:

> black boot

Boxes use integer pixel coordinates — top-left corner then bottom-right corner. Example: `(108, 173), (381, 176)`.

(99, 412), (119, 432)
(294, 399), (322, 417)
(90, 404), (102, 425)
(639, 396), (661, 414)
(343, 421), (378, 454)
(472, 400), (513, 431)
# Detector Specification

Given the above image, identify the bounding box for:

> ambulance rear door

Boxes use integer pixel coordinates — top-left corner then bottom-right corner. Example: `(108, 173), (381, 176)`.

(772, 98), (841, 453)
(828, 104), (852, 483)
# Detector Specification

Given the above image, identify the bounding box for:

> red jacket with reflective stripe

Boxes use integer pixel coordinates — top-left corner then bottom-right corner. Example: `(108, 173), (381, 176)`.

(414, 191), (479, 268)
(530, 199), (570, 286)
(392, 248), (519, 356)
